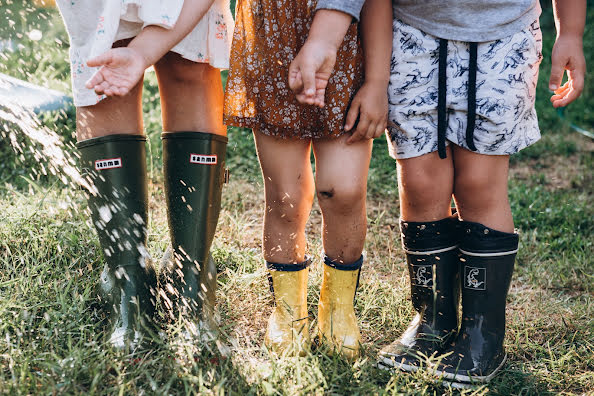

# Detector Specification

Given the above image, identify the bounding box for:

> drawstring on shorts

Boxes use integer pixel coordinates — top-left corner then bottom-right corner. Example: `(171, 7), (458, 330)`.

(437, 40), (479, 159)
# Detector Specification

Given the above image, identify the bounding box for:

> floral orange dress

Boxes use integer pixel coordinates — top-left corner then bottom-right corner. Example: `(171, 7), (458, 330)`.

(223, 0), (363, 139)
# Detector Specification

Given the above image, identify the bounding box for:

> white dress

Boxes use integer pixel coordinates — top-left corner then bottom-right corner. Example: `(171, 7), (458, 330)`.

(56, 0), (234, 106)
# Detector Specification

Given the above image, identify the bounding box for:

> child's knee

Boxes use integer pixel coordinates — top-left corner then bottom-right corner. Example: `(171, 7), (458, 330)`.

(266, 186), (314, 223)
(316, 183), (366, 215)
(454, 171), (493, 198)
(157, 57), (213, 85)
(401, 171), (444, 204)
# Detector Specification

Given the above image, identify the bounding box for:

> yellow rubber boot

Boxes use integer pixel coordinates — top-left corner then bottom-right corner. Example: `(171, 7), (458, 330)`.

(264, 258), (311, 356)
(318, 255), (363, 361)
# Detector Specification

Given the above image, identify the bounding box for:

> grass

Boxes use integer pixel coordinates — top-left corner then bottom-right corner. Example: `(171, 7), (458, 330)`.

(0, 1), (593, 394)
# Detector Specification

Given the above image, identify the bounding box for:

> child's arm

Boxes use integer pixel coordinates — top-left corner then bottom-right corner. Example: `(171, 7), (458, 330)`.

(85, 0), (215, 97)
(288, 10), (354, 107)
(549, 0), (586, 108)
(344, 0), (392, 144)
(289, 1), (366, 106)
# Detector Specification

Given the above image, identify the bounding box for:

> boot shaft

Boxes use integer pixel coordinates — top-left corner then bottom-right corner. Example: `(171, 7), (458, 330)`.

(401, 217), (460, 331)
(458, 221), (518, 338)
(432, 221), (519, 381)
(162, 131), (227, 263)
(77, 134), (156, 348)
(318, 255), (363, 360)
(161, 131), (228, 317)
(267, 258), (311, 324)
(78, 134), (150, 268)
(319, 255), (363, 307)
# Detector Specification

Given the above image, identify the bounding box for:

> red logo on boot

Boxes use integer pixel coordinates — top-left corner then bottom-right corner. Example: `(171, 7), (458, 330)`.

(189, 154), (217, 165)
(95, 157), (122, 170)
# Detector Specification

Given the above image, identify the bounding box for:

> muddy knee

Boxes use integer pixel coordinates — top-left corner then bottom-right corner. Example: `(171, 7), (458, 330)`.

(317, 185), (365, 215)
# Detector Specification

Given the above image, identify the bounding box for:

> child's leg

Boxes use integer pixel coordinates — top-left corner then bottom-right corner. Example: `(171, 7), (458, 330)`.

(312, 134), (372, 263)
(253, 130), (314, 355)
(76, 81), (144, 140)
(153, 54), (227, 333)
(154, 52), (226, 135)
(433, 146), (517, 384)
(452, 146), (513, 232)
(397, 148), (454, 221)
(379, 149), (460, 370)
(253, 131), (315, 264)
(310, 134), (371, 360)
(76, 75), (156, 349)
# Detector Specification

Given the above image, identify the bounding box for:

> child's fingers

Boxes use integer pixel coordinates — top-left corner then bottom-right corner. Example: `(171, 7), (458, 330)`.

(344, 99), (361, 131)
(85, 70), (105, 89)
(300, 64), (317, 104)
(87, 51), (114, 68)
(552, 83), (582, 108)
(115, 86), (128, 96)
(288, 67), (303, 93)
(104, 86), (116, 96)
(365, 121), (378, 140)
(314, 87), (326, 108)
(295, 91), (307, 103)
(548, 56), (565, 91)
(373, 122), (385, 139)
(567, 69), (585, 97)
(347, 113), (370, 144)
(94, 81), (111, 95)
(314, 77), (329, 108)
(553, 81), (570, 95)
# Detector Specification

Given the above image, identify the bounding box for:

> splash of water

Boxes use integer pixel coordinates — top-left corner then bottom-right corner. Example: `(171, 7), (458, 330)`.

(0, 101), (92, 192)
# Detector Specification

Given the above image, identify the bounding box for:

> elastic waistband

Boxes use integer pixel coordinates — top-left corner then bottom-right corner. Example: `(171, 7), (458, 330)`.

(76, 134), (146, 149)
(161, 131), (228, 144)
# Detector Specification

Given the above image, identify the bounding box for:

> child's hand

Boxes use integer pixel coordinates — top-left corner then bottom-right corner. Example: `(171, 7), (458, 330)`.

(549, 35), (586, 108)
(344, 81), (388, 144)
(289, 39), (337, 107)
(85, 47), (149, 97)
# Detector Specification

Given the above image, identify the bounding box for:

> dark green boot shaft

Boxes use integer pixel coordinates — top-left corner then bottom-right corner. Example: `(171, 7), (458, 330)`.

(162, 131), (227, 328)
(78, 134), (157, 348)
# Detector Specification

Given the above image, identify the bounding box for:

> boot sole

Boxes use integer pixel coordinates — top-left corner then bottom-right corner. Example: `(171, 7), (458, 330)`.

(431, 353), (506, 384)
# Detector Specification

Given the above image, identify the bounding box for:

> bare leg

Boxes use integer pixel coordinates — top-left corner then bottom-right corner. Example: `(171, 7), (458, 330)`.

(76, 81), (143, 140)
(154, 52), (226, 135)
(253, 130), (315, 264)
(312, 134), (372, 264)
(396, 148), (454, 222)
(452, 146), (513, 232)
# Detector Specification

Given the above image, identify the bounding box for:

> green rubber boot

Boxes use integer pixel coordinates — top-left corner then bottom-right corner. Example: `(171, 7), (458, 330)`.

(161, 131), (227, 339)
(78, 134), (157, 349)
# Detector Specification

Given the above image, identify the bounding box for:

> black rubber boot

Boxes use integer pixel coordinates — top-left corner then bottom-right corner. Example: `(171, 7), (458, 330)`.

(78, 134), (157, 349)
(379, 216), (460, 371)
(433, 221), (518, 385)
(161, 131), (227, 338)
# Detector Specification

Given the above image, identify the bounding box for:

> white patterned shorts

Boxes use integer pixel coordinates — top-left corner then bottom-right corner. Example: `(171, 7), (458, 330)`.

(387, 19), (543, 159)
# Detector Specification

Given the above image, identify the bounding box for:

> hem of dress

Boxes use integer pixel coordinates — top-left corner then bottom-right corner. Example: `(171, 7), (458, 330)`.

(224, 115), (346, 140)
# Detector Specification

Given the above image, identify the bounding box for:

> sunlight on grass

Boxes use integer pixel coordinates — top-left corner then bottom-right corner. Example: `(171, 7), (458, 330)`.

(0, 1), (592, 394)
